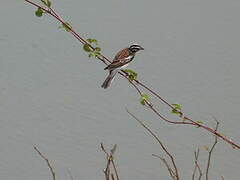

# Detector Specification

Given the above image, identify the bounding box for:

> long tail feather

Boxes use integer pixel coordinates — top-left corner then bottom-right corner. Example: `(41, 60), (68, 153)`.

(101, 70), (118, 89)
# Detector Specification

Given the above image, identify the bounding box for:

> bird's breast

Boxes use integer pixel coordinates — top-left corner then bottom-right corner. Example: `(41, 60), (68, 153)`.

(126, 55), (134, 60)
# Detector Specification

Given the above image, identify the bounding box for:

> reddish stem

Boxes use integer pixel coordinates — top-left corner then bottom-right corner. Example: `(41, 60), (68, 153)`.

(23, 0), (240, 149)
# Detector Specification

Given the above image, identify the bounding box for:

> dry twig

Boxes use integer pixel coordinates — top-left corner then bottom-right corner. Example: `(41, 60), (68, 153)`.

(127, 109), (179, 180)
(34, 146), (56, 180)
(192, 148), (202, 180)
(152, 154), (176, 179)
(67, 169), (74, 180)
(206, 120), (219, 180)
(101, 143), (119, 180)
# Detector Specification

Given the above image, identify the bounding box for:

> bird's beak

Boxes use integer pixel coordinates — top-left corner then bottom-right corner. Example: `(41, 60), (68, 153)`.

(140, 46), (144, 50)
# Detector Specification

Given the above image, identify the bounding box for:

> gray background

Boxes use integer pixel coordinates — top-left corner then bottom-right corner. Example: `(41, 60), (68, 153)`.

(1, 0), (240, 179)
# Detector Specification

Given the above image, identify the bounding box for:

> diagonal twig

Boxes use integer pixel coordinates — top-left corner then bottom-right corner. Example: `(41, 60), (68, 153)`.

(34, 146), (56, 180)
(206, 120), (219, 180)
(192, 148), (202, 180)
(152, 154), (176, 179)
(127, 109), (179, 180)
(101, 143), (119, 180)
(67, 169), (74, 180)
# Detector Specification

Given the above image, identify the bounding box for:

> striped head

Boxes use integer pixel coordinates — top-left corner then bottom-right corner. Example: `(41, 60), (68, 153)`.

(128, 44), (144, 53)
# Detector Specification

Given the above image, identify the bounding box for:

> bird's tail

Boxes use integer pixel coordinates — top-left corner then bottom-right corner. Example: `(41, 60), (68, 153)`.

(101, 70), (118, 89)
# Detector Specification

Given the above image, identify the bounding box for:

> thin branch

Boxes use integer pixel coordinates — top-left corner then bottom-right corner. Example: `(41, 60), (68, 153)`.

(127, 109), (179, 180)
(34, 146), (56, 180)
(101, 143), (120, 180)
(101, 143), (110, 157)
(110, 145), (119, 180)
(206, 120), (219, 180)
(23, 0), (240, 149)
(152, 154), (176, 179)
(67, 169), (74, 180)
(111, 173), (115, 180)
(192, 150), (198, 180)
(192, 149), (202, 180)
(102, 144), (111, 180)
(111, 161), (119, 180)
(24, 0), (50, 12)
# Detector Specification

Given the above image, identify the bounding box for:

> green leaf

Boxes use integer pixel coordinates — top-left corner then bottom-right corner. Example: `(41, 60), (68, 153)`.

(88, 53), (94, 58)
(95, 47), (101, 52)
(140, 93), (150, 105)
(94, 51), (101, 56)
(58, 22), (72, 32)
(87, 52), (100, 58)
(35, 8), (44, 17)
(87, 38), (98, 45)
(171, 109), (180, 114)
(83, 44), (92, 52)
(196, 121), (204, 124)
(124, 69), (138, 81)
(84, 38), (101, 58)
(172, 103), (182, 110)
(171, 103), (183, 117)
(46, 0), (51, 7)
(41, 0), (52, 7)
(61, 22), (72, 32)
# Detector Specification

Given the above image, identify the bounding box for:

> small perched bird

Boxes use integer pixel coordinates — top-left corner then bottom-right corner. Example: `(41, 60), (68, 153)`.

(101, 44), (144, 89)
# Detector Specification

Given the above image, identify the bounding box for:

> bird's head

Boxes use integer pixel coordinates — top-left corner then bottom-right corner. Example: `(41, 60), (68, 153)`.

(129, 44), (144, 53)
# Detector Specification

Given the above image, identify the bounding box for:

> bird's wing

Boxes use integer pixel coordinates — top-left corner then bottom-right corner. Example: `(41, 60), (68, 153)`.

(104, 58), (131, 70)
(113, 48), (129, 62)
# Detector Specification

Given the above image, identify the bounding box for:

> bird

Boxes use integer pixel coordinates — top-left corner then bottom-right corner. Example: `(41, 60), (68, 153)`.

(101, 44), (144, 89)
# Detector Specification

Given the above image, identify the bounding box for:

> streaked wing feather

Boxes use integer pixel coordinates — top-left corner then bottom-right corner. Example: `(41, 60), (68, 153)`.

(113, 48), (130, 62)
(106, 59), (130, 70)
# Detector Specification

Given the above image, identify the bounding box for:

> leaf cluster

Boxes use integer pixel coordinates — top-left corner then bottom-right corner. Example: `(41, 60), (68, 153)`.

(83, 39), (101, 58)
(124, 69), (138, 81)
(59, 22), (73, 32)
(140, 93), (150, 105)
(171, 103), (183, 117)
(35, 0), (51, 17)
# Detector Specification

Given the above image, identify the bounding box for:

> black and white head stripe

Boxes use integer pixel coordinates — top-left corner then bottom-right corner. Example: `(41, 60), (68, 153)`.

(129, 44), (144, 52)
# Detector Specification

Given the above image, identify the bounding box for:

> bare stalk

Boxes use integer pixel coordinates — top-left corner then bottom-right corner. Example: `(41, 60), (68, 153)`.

(127, 109), (179, 180)
(192, 149), (202, 180)
(101, 143), (120, 180)
(67, 169), (74, 180)
(34, 146), (56, 180)
(206, 120), (219, 180)
(152, 154), (176, 180)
